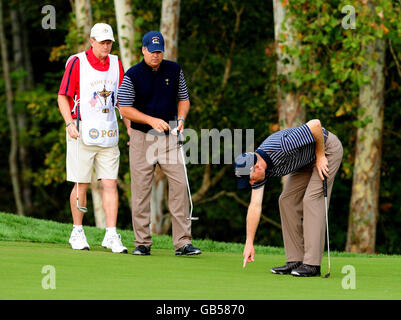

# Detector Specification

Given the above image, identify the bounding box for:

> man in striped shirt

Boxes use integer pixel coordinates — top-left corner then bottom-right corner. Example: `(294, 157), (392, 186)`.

(235, 119), (343, 277)
(118, 31), (201, 256)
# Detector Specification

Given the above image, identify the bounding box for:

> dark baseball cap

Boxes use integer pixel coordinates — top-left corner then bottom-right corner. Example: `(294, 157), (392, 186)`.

(142, 31), (164, 52)
(234, 152), (257, 189)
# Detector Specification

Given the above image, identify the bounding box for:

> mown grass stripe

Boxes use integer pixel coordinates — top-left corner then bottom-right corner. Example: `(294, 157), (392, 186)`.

(1, 212), (399, 258)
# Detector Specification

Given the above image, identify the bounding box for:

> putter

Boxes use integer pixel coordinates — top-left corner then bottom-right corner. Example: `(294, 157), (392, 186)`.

(175, 123), (199, 221)
(323, 175), (330, 278)
(75, 105), (88, 213)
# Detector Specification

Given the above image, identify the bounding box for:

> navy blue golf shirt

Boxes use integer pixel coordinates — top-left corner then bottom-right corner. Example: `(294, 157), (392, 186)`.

(118, 59), (189, 133)
(252, 124), (329, 189)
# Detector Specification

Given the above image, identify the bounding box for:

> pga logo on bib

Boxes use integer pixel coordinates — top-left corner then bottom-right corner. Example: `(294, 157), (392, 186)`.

(88, 127), (118, 141)
(89, 128), (99, 139)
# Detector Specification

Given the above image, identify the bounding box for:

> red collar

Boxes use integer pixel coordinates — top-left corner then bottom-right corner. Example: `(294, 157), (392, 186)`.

(85, 47), (110, 71)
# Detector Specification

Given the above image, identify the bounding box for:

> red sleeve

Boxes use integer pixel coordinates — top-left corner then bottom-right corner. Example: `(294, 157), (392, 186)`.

(58, 56), (79, 98)
(118, 59), (124, 87)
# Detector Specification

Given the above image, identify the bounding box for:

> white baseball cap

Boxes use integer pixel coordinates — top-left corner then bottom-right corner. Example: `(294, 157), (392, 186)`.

(90, 23), (115, 42)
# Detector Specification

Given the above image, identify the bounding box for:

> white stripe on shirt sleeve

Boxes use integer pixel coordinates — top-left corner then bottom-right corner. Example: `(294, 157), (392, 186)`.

(178, 69), (189, 101)
(117, 75), (135, 106)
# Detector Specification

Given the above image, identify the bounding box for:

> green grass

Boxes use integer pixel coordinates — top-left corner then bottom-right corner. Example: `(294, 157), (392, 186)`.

(1, 212), (401, 300)
(0, 211), (279, 254)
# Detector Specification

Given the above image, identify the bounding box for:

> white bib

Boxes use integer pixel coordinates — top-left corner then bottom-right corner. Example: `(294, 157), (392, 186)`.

(71, 51), (120, 147)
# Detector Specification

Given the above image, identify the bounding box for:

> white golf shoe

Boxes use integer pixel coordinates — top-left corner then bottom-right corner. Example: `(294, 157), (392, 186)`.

(102, 233), (128, 253)
(69, 228), (90, 250)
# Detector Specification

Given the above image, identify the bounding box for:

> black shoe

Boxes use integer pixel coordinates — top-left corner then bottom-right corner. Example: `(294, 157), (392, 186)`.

(291, 264), (321, 277)
(175, 244), (202, 256)
(132, 245), (151, 256)
(270, 261), (302, 275)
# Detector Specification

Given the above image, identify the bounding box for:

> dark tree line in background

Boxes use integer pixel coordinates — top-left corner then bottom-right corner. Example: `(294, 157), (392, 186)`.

(1, 0), (401, 254)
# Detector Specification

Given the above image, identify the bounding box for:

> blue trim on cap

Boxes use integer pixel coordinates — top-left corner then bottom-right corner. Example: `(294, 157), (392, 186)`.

(146, 43), (164, 52)
(234, 152), (257, 190)
(237, 175), (251, 189)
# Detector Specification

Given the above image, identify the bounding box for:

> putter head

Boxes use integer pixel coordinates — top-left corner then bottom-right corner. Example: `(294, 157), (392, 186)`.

(187, 217), (199, 221)
(77, 206), (88, 213)
(323, 272), (330, 278)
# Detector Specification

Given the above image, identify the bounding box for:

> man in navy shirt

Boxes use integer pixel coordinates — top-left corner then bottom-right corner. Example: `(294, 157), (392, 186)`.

(235, 119), (343, 277)
(118, 31), (201, 256)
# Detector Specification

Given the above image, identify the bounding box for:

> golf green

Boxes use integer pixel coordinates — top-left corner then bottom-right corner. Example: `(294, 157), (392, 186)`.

(1, 241), (400, 300)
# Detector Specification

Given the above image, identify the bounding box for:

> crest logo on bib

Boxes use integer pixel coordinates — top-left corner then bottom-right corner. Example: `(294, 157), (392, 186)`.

(89, 128), (99, 139)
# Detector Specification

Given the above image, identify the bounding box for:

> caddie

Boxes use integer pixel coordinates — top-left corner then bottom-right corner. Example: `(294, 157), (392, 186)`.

(57, 22), (129, 253)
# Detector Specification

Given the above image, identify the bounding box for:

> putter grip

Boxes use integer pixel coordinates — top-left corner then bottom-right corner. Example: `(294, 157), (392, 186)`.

(178, 132), (184, 145)
(323, 176), (328, 197)
(175, 116), (184, 145)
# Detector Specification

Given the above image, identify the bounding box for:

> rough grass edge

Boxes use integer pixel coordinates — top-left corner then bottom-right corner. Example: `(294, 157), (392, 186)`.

(0, 212), (398, 258)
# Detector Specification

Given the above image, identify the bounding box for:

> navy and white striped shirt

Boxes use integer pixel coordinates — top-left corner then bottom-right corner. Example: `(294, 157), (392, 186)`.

(252, 124), (328, 189)
(118, 69), (189, 107)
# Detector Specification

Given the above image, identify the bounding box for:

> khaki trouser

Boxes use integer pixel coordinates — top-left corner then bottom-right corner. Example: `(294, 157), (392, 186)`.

(129, 129), (192, 250)
(278, 132), (343, 266)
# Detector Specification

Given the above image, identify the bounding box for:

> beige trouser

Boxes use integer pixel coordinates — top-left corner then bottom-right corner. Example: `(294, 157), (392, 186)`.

(278, 132), (343, 266)
(129, 129), (192, 250)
